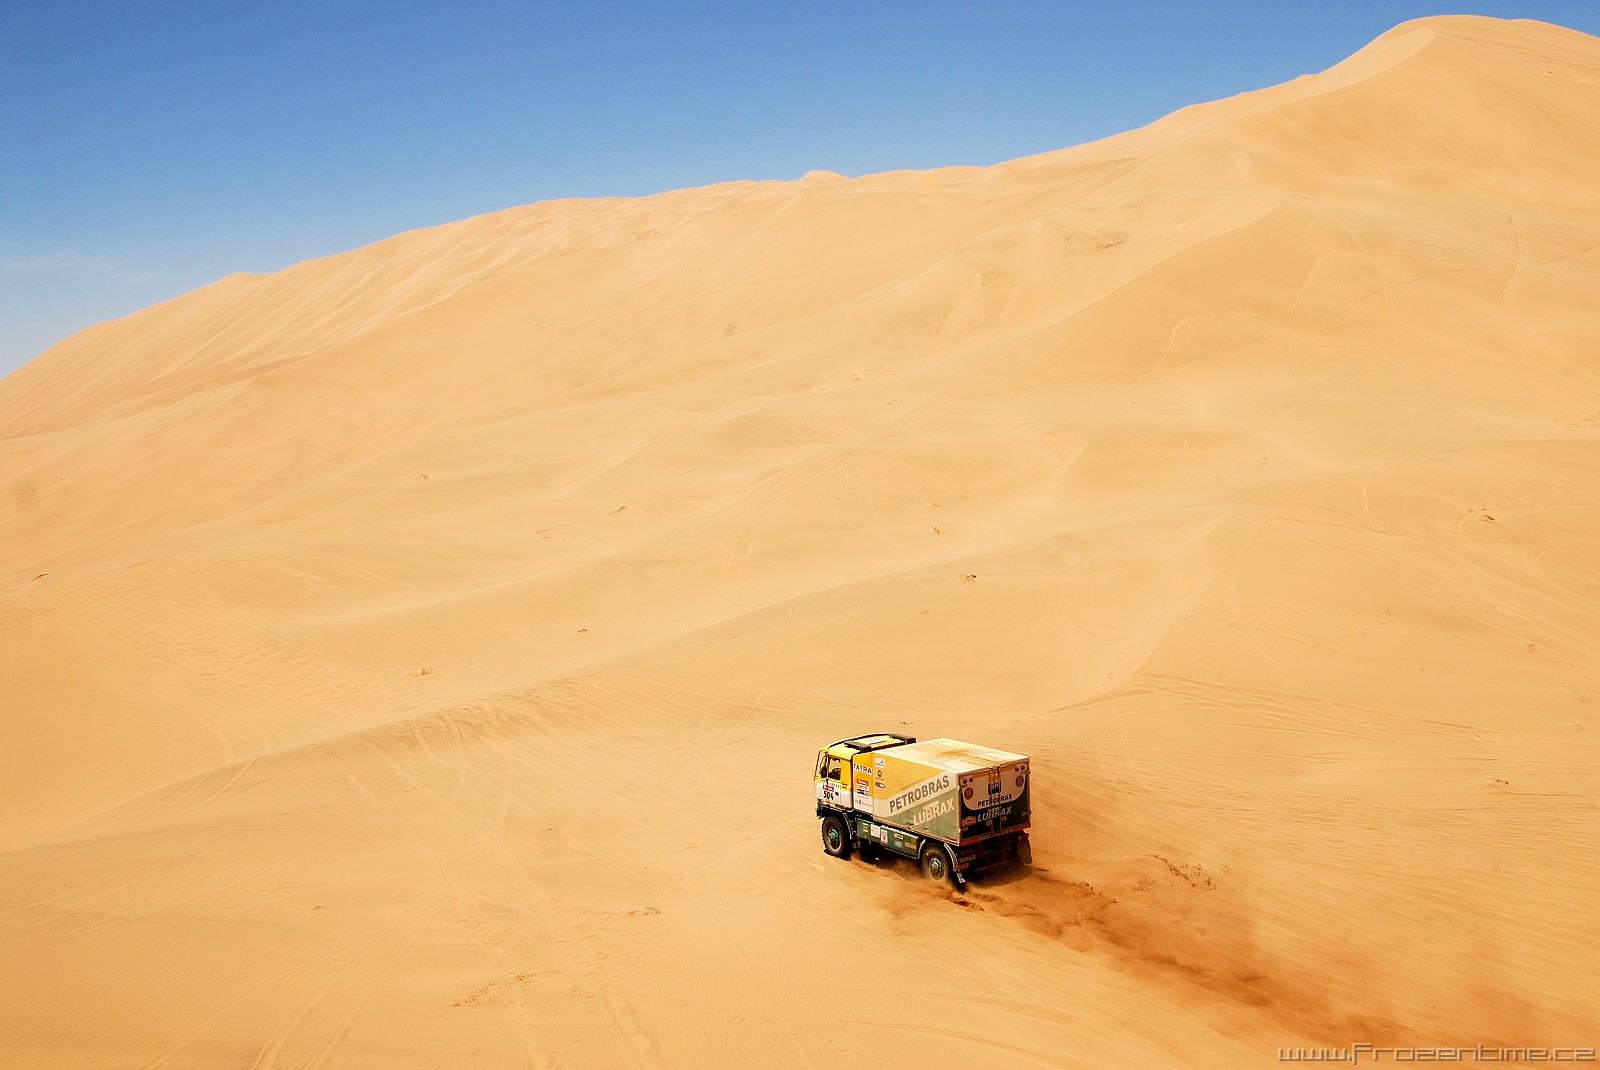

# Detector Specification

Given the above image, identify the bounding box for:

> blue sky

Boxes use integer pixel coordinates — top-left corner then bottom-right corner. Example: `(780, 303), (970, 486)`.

(4, 1), (1599, 377)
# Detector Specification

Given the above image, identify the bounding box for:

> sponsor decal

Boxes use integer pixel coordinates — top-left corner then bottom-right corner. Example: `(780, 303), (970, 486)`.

(885, 773), (952, 817)
(966, 768), (1028, 810)
(909, 797), (955, 827)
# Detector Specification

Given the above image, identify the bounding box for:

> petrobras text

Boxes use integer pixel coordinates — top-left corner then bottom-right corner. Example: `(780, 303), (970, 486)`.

(886, 773), (952, 815)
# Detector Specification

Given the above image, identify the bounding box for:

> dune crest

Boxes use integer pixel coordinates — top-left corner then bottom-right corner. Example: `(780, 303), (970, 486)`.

(3, 15), (1598, 1067)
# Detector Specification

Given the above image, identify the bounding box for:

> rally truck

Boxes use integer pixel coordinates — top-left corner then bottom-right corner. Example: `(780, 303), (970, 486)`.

(814, 733), (1032, 886)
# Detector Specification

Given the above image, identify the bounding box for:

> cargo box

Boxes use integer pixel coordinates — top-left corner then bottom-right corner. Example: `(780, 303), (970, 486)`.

(850, 737), (1030, 845)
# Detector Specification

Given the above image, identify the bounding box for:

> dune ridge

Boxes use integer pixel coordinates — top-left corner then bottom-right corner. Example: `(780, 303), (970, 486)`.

(3, 15), (1598, 1067)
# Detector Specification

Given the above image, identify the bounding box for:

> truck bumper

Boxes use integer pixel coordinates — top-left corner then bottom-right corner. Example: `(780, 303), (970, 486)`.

(955, 831), (1030, 875)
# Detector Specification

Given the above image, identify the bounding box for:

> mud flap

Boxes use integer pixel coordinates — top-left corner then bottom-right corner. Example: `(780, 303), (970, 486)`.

(1017, 835), (1033, 866)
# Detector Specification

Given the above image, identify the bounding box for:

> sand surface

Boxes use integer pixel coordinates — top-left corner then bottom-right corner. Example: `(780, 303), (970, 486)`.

(3, 15), (1598, 1068)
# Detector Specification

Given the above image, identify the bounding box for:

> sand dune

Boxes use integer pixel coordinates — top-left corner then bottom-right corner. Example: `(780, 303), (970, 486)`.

(3, 14), (1599, 1067)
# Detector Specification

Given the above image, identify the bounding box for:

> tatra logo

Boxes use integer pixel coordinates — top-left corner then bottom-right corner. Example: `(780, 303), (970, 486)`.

(886, 774), (951, 815)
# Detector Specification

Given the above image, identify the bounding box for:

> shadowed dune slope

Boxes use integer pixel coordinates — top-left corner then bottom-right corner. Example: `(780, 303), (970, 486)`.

(2, 15), (1598, 1068)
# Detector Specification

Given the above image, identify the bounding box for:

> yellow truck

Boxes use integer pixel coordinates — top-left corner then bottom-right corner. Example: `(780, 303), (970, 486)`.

(814, 733), (1032, 886)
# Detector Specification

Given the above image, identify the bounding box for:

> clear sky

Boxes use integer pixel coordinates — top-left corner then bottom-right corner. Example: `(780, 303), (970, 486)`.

(4, 1), (1600, 377)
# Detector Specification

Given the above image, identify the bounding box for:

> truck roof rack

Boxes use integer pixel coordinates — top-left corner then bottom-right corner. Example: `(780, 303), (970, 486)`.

(829, 733), (916, 752)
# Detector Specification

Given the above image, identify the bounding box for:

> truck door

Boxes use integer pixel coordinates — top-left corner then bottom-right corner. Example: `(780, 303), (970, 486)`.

(959, 760), (1028, 836)
(967, 768), (1002, 809)
(816, 752), (849, 810)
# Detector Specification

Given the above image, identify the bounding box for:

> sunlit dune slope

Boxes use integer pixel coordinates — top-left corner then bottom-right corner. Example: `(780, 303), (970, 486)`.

(2, 15), (1598, 1068)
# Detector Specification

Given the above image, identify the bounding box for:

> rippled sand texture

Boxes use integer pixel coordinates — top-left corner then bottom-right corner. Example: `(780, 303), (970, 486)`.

(2, 15), (1598, 1068)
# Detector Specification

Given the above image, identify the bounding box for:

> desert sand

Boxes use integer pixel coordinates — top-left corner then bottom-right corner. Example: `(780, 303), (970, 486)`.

(2, 14), (1598, 1068)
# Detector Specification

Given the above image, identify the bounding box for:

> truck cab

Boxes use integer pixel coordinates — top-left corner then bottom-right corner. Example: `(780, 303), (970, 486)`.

(813, 733), (910, 814)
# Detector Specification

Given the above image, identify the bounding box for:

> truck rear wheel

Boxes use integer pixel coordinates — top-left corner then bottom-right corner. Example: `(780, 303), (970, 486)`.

(821, 814), (852, 859)
(919, 842), (954, 884)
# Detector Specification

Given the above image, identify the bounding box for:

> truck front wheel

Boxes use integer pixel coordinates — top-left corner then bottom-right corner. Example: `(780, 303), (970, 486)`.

(821, 814), (852, 859)
(920, 842), (955, 884)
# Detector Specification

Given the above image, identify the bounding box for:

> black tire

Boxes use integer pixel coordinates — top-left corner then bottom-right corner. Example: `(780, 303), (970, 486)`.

(821, 814), (852, 859)
(919, 841), (954, 884)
